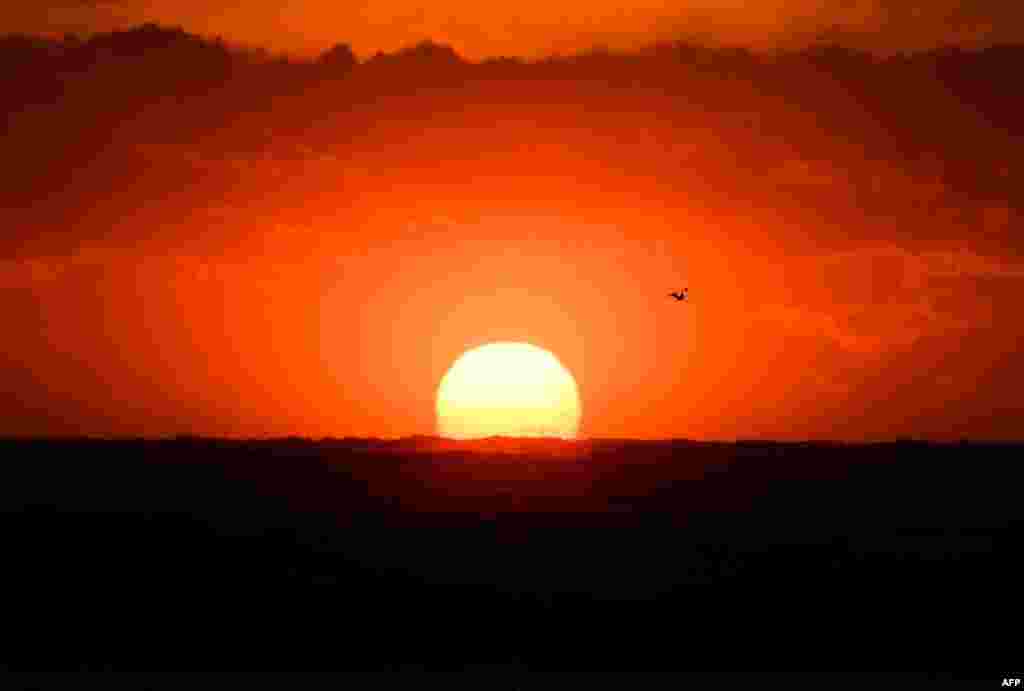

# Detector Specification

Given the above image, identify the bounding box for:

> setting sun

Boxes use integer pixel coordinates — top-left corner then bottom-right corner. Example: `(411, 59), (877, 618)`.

(436, 342), (581, 439)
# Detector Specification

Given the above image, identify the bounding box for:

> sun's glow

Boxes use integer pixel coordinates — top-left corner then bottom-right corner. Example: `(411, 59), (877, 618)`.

(436, 342), (581, 439)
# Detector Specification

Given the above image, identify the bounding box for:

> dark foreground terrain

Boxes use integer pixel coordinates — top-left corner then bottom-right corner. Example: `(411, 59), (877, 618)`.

(3, 438), (1021, 674)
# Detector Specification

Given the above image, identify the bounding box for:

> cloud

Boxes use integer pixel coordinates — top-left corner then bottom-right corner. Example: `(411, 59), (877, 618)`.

(755, 300), (945, 354)
(915, 249), (1024, 279)
(25, 1), (142, 28)
(756, 245), (1024, 354)
(819, 245), (1024, 283)
(47, 1), (134, 5)
(12, 0), (1024, 58)
(774, 157), (844, 188)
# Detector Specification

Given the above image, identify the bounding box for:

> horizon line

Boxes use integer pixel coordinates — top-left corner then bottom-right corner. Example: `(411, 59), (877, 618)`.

(1, 434), (1021, 445)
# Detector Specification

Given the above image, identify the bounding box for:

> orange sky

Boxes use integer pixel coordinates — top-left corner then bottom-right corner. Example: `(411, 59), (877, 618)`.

(7, 1), (1024, 58)
(2, 23), (1023, 440)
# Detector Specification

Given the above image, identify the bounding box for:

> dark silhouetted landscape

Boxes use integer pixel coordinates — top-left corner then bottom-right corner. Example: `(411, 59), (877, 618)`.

(4, 437), (1020, 674)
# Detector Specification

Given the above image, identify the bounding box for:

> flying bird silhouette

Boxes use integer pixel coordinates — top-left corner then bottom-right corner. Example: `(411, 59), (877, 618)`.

(668, 289), (689, 301)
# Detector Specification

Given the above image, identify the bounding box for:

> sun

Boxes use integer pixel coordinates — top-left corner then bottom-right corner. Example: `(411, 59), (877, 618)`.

(436, 342), (581, 439)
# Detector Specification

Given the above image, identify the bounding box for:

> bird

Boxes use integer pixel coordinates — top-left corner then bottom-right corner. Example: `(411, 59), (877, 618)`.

(668, 288), (689, 301)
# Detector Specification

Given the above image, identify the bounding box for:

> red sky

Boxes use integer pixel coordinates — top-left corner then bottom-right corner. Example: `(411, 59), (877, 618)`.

(2, 21), (1023, 440)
